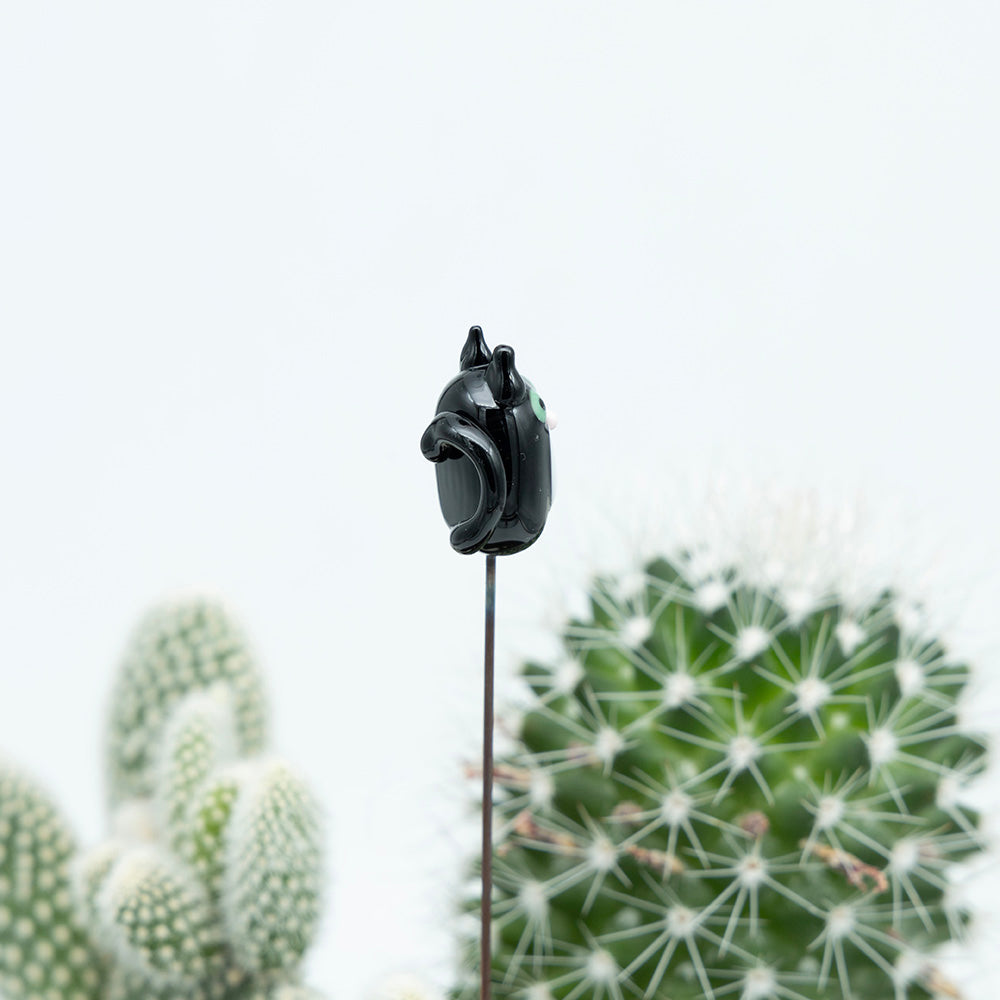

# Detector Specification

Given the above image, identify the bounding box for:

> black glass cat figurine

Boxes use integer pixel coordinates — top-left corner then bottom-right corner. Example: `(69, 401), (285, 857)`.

(421, 326), (553, 556)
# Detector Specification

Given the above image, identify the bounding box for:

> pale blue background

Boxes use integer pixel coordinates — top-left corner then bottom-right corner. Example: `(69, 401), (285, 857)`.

(1, 3), (998, 997)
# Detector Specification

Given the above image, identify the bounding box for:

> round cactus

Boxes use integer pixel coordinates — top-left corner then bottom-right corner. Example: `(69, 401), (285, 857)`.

(463, 554), (990, 1000)
(1, 597), (327, 1000)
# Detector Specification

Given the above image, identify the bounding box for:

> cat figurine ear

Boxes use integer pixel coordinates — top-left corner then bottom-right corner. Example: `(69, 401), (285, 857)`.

(485, 346), (525, 405)
(459, 325), (492, 370)
(421, 326), (553, 555)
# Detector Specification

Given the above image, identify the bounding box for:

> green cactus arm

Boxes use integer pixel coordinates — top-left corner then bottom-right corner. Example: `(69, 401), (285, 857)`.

(0, 757), (107, 1000)
(221, 760), (324, 974)
(107, 597), (268, 806)
(155, 686), (239, 853)
(71, 837), (128, 937)
(175, 764), (244, 904)
(95, 845), (226, 989)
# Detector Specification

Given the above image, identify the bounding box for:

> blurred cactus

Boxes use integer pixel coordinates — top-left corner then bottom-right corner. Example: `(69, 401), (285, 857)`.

(461, 554), (989, 999)
(372, 973), (446, 1000)
(107, 600), (267, 806)
(0, 597), (325, 1000)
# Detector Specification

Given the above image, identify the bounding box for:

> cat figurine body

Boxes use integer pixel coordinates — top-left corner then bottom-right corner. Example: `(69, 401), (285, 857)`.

(421, 326), (553, 555)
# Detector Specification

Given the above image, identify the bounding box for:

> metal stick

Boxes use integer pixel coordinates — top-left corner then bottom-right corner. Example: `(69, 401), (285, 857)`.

(482, 553), (496, 1000)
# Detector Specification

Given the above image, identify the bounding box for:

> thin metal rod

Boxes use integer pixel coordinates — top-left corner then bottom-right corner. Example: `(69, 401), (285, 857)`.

(481, 553), (496, 1000)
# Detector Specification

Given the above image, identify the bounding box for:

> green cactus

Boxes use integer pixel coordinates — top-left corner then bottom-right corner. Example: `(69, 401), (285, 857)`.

(460, 554), (989, 1000)
(0, 597), (326, 1000)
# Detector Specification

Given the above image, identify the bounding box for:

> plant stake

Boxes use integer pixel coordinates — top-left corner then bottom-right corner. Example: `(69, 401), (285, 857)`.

(421, 326), (554, 1000)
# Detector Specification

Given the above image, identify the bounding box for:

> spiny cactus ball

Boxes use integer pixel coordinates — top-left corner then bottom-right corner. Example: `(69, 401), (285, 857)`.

(466, 555), (989, 1000)
(0, 596), (326, 1000)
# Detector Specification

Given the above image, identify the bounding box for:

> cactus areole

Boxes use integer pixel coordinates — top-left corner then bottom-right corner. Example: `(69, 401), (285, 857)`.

(422, 327), (555, 1000)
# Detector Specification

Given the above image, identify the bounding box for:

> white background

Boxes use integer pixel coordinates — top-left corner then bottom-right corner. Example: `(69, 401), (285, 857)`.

(1, 3), (999, 997)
